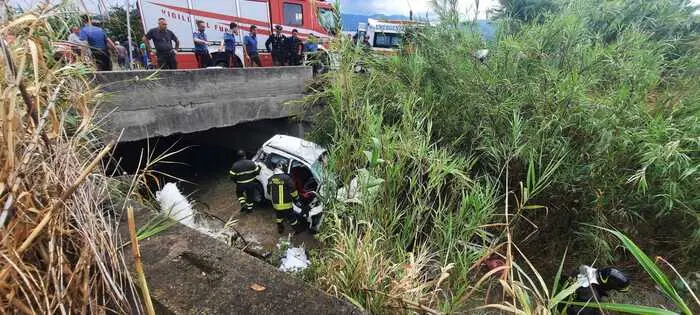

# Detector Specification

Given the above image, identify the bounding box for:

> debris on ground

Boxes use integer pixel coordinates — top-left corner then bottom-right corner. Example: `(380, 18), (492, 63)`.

(249, 283), (267, 291)
(279, 247), (311, 272)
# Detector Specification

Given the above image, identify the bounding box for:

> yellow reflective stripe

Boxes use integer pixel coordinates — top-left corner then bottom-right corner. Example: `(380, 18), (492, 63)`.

(277, 184), (284, 208)
(236, 177), (256, 184)
(273, 202), (292, 210)
(236, 167), (259, 176)
(290, 190), (298, 198)
(230, 164), (259, 176)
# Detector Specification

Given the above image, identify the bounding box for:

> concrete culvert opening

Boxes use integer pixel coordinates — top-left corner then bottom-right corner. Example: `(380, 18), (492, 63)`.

(110, 118), (321, 260)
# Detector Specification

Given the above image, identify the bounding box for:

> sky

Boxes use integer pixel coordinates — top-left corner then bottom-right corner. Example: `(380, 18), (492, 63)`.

(9, 0), (500, 19)
(9, 0), (700, 19)
(340, 0), (499, 20)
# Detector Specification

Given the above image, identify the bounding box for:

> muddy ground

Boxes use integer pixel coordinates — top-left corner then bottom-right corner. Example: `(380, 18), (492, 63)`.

(186, 170), (321, 256)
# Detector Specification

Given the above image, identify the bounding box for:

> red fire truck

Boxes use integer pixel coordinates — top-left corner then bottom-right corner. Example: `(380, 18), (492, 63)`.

(138, 0), (336, 68)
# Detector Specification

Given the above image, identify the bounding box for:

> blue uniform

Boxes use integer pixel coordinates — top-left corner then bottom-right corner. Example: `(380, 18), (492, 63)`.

(304, 42), (318, 52)
(193, 31), (208, 53)
(223, 32), (236, 52)
(244, 34), (258, 55)
(79, 25), (108, 49)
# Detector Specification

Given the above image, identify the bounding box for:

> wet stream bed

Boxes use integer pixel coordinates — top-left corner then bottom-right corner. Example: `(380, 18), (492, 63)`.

(189, 170), (321, 255)
(111, 121), (321, 268)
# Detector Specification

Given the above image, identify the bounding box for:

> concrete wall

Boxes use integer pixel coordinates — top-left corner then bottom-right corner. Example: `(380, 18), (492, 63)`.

(94, 67), (312, 142)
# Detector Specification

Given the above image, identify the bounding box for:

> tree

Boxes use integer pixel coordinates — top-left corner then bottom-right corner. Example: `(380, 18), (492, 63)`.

(103, 6), (144, 45)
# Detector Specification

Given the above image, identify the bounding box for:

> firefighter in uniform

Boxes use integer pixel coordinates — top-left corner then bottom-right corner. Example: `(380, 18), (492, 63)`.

(229, 150), (260, 213)
(267, 161), (302, 234)
(265, 25), (286, 66)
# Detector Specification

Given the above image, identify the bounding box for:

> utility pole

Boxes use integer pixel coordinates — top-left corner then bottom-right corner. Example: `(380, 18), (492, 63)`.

(126, 0), (133, 69)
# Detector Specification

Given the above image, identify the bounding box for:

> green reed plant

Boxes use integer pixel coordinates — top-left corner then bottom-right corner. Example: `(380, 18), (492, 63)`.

(307, 0), (699, 312)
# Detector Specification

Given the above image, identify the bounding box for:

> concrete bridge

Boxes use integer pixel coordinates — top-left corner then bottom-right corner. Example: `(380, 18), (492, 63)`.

(94, 67), (312, 143)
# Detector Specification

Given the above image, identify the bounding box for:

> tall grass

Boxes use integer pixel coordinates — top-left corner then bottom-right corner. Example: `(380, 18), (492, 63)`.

(0, 5), (140, 313)
(307, 0), (700, 312)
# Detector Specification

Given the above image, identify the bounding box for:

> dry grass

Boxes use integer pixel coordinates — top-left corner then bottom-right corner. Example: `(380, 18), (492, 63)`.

(0, 7), (138, 314)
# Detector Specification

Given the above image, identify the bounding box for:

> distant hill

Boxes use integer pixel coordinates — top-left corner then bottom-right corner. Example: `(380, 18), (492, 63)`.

(340, 13), (496, 40)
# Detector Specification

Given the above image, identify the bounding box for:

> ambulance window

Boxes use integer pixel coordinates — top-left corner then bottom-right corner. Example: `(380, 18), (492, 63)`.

(284, 3), (303, 26)
(374, 33), (402, 48)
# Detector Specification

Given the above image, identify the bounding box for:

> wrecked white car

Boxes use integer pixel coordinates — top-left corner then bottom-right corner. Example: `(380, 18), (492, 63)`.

(252, 135), (327, 232)
(251, 135), (384, 232)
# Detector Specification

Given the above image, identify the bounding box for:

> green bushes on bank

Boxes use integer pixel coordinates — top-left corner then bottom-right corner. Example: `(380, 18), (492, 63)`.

(308, 0), (699, 312)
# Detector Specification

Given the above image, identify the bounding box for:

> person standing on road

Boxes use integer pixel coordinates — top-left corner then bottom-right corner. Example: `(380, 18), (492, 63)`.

(284, 29), (303, 66)
(79, 17), (115, 71)
(219, 22), (239, 67)
(304, 33), (318, 53)
(68, 26), (83, 45)
(114, 41), (128, 69)
(229, 150), (261, 214)
(138, 42), (150, 68)
(143, 17), (179, 69)
(267, 161), (302, 234)
(265, 25), (286, 66)
(193, 20), (213, 68)
(305, 33), (323, 75)
(244, 25), (262, 67)
(362, 35), (372, 52)
(67, 26), (85, 58)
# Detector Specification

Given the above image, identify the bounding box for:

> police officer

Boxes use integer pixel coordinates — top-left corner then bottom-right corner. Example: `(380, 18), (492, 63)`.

(265, 25), (286, 66)
(229, 150), (260, 213)
(267, 160), (302, 234)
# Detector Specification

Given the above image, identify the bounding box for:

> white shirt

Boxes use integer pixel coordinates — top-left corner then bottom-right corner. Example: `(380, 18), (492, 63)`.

(67, 33), (84, 45)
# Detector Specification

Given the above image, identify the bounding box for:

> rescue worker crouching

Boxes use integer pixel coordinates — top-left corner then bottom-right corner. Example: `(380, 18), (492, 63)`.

(268, 161), (305, 234)
(229, 150), (260, 214)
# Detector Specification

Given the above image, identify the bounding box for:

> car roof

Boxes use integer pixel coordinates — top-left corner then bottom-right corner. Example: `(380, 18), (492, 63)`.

(263, 135), (326, 165)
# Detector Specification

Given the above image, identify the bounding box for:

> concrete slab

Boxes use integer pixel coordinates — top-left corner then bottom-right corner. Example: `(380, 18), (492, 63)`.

(123, 208), (361, 315)
(94, 67), (312, 142)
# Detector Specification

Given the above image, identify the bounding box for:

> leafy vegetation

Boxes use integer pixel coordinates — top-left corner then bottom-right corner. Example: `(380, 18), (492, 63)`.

(103, 6), (145, 44)
(308, 0), (700, 313)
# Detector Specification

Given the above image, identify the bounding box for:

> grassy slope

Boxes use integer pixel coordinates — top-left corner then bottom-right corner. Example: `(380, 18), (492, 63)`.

(307, 0), (699, 313)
